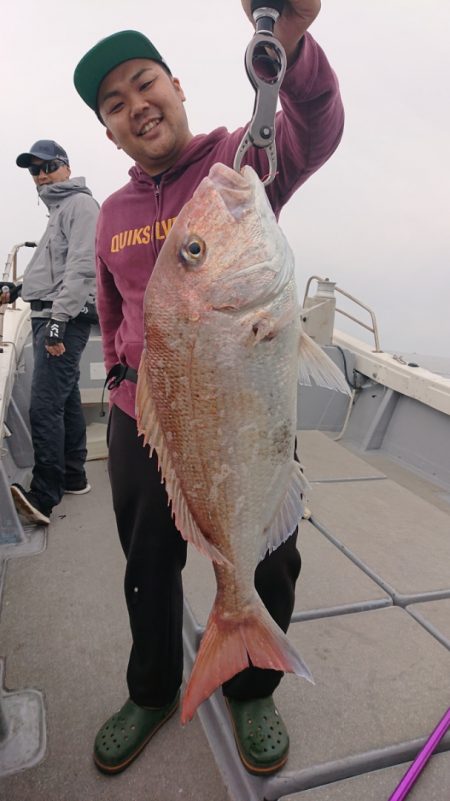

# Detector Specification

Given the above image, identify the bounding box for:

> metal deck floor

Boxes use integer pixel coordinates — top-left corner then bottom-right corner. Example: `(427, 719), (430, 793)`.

(1, 431), (450, 800)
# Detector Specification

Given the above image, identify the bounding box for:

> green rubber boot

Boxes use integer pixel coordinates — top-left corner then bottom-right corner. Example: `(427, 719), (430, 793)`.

(94, 691), (180, 774)
(225, 695), (289, 775)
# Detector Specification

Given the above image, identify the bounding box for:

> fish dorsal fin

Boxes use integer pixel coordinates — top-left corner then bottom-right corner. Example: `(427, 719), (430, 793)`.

(259, 461), (310, 562)
(136, 354), (229, 565)
(298, 331), (350, 395)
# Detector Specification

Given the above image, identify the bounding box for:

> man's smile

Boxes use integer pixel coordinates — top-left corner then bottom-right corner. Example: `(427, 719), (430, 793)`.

(138, 117), (162, 136)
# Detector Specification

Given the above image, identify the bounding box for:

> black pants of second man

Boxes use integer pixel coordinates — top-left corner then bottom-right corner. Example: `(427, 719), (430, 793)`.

(107, 404), (302, 709)
(30, 317), (91, 512)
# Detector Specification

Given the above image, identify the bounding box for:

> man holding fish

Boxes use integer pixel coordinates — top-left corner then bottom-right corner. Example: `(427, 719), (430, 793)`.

(74, 0), (344, 778)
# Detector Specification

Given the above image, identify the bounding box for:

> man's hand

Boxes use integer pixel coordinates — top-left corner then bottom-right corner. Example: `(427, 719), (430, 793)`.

(1, 282), (22, 304)
(241, 0), (321, 63)
(45, 319), (66, 357)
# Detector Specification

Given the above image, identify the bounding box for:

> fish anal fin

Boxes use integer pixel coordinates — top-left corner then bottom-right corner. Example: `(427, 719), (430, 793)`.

(181, 597), (313, 724)
(136, 352), (230, 566)
(260, 461), (310, 561)
(298, 331), (350, 395)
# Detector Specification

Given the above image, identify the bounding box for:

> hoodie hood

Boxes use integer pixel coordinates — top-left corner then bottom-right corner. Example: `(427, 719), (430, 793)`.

(37, 177), (93, 207)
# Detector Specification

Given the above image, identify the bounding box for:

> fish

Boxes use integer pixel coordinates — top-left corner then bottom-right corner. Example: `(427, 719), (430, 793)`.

(136, 162), (349, 724)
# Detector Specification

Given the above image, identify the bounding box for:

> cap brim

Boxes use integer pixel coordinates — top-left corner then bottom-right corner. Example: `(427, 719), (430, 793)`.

(16, 152), (35, 167)
(74, 30), (170, 113)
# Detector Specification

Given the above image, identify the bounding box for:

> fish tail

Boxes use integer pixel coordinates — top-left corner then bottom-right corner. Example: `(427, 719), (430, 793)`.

(181, 599), (313, 724)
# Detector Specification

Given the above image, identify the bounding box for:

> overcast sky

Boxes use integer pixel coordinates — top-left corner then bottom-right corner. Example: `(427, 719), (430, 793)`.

(3, 1), (450, 358)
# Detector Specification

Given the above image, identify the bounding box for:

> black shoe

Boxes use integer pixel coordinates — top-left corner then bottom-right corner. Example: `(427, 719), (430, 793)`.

(11, 484), (51, 525)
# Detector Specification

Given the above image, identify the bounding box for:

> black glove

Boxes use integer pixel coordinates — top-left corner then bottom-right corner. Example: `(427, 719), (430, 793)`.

(45, 319), (67, 346)
(1, 282), (22, 303)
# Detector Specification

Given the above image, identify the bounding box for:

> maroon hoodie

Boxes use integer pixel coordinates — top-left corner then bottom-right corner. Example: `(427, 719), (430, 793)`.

(96, 33), (344, 420)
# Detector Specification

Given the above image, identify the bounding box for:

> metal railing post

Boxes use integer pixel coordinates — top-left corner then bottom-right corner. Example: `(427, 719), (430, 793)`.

(302, 275), (382, 353)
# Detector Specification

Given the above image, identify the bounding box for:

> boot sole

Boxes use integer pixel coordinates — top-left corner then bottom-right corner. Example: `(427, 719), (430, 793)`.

(93, 695), (180, 775)
(64, 484), (91, 495)
(11, 485), (50, 525)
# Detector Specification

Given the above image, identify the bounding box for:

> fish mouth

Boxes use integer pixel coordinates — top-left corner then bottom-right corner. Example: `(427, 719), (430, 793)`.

(207, 163), (255, 221)
(206, 164), (294, 312)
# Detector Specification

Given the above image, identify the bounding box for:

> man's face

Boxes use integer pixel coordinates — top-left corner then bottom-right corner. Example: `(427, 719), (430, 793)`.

(98, 58), (193, 176)
(29, 158), (70, 187)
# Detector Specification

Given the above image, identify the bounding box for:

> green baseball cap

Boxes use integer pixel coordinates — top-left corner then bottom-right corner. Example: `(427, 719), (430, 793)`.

(73, 30), (171, 114)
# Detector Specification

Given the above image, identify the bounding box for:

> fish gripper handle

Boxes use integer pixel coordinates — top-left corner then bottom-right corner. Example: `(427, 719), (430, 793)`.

(251, 0), (285, 33)
(251, 0), (284, 13)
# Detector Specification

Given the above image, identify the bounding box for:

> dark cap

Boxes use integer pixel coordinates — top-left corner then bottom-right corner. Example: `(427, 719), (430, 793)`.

(73, 30), (171, 114)
(16, 140), (69, 168)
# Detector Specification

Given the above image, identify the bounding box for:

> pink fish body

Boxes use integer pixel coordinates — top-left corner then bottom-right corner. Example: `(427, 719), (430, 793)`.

(137, 163), (316, 723)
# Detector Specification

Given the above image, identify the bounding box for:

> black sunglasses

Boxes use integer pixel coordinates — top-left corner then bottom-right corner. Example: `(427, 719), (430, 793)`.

(28, 159), (66, 176)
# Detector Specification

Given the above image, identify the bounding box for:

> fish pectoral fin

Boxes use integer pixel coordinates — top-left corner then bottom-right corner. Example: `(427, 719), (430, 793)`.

(136, 351), (230, 567)
(260, 461), (310, 561)
(298, 331), (351, 395)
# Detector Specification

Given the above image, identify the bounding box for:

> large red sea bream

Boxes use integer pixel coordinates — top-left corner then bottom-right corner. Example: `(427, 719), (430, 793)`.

(136, 163), (347, 723)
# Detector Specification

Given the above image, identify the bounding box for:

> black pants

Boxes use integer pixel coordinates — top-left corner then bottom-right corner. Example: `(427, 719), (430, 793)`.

(30, 317), (90, 511)
(108, 404), (302, 707)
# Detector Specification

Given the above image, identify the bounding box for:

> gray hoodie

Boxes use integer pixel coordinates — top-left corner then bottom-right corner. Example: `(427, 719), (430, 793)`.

(22, 177), (99, 321)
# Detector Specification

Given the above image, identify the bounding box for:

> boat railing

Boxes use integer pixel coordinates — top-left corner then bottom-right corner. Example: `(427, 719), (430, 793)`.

(0, 242), (36, 349)
(302, 275), (382, 353)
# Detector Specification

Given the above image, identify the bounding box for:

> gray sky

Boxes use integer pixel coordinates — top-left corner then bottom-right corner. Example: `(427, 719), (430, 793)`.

(3, 1), (450, 358)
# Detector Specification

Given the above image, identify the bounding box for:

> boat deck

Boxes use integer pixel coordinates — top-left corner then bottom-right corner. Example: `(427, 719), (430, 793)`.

(1, 429), (450, 800)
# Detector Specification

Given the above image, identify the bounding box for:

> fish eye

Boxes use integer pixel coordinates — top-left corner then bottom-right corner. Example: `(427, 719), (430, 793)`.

(180, 235), (206, 268)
